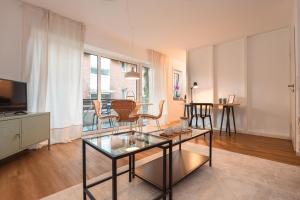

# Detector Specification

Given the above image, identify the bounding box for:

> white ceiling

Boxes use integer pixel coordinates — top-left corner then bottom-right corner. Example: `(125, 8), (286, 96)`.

(23, 0), (294, 60)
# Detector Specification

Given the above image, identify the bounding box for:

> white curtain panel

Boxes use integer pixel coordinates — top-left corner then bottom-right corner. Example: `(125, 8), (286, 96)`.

(22, 4), (84, 144)
(22, 4), (48, 112)
(47, 13), (84, 143)
(149, 50), (169, 125)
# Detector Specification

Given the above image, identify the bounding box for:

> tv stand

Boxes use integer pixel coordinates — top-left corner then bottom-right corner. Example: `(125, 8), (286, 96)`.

(14, 111), (27, 115)
(0, 112), (50, 160)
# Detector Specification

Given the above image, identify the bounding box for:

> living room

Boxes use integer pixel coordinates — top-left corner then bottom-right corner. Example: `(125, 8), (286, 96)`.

(0, 0), (300, 199)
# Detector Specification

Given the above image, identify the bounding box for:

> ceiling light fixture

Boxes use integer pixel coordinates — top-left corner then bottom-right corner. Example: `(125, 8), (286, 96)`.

(125, 67), (140, 80)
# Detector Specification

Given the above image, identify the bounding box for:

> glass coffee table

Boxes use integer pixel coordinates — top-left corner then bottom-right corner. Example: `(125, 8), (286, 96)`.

(135, 128), (212, 190)
(82, 131), (173, 200)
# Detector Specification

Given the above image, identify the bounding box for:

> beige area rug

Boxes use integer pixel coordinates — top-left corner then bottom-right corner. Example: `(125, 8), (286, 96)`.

(41, 143), (300, 200)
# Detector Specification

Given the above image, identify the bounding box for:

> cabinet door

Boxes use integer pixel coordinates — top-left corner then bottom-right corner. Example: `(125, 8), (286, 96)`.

(21, 114), (50, 148)
(0, 120), (20, 160)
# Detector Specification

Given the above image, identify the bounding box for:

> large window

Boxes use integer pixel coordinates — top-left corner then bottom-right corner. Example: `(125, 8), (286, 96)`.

(142, 66), (150, 102)
(82, 53), (98, 132)
(82, 53), (151, 132)
(101, 57), (137, 101)
(100, 58), (138, 129)
(83, 53), (98, 99)
(141, 66), (151, 114)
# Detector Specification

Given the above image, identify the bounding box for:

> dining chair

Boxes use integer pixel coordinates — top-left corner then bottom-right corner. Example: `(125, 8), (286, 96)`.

(93, 100), (118, 132)
(111, 99), (140, 131)
(139, 100), (165, 131)
(189, 103), (213, 135)
(131, 101), (142, 116)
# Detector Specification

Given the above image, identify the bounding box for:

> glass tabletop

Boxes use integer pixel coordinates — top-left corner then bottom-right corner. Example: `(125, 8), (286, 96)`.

(146, 128), (210, 146)
(83, 131), (169, 158)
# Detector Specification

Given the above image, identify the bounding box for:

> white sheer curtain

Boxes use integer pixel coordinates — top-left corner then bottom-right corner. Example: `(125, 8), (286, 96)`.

(22, 4), (48, 113)
(149, 50), (169, 125)
(22, 4), (84, 144)
(47, 13), (84, 143)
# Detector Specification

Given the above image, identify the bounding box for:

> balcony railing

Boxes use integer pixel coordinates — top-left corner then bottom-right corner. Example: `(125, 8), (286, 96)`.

(83, 98), (114, 132)
(83, 98), (151, 132)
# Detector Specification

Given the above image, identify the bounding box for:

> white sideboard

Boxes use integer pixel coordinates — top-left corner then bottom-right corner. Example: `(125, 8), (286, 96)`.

(0, 112), (50, 160)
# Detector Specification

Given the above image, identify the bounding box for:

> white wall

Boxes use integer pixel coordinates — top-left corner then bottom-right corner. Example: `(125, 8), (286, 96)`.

(215, 39), (246, 103)
(214, 39), (247, 131)
(187, 27), (291, 139)
(167, 57), (187, 123)
(85, 26), (150, 64)
(0, 0), (22, 81)
(187, 45), (214, 103)
(247, 28), (290, 138)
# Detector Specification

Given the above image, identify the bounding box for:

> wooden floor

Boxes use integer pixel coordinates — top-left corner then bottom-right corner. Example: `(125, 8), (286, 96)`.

(0, 132), (299, 200)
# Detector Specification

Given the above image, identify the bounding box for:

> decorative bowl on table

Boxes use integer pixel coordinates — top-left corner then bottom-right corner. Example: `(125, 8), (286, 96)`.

(159, 125), (192, 138)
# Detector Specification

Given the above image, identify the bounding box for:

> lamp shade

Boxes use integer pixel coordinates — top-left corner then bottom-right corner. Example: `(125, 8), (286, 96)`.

(125, 67), (140, 80)
(192, 82), (198, 88)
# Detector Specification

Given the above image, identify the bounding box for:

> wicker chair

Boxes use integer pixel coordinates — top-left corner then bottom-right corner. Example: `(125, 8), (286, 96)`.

(139, 100), (164, 131)
(111, 99), (140, 131)
(93, 100), (117, 132)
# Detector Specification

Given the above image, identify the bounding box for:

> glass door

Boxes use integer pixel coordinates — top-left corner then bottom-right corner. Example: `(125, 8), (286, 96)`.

(82, 53), (149, 133)
(141, 66), (151, 114)
(100, 57), (138, 129)
(82, 53), (98, 132)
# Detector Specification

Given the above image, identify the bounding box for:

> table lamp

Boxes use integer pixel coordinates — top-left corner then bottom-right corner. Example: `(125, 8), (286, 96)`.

(190, 82), (198, 103)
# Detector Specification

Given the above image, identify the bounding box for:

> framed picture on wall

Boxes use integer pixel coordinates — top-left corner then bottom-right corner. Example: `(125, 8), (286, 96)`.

(173, 69), (183, 100)
(228, 95), (235, 104)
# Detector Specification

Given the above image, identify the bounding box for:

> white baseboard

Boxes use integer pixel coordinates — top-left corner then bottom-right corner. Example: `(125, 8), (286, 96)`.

(212, 127), (291, 140)
(245, 131), (291, 140)
(212, 127), (245, 133)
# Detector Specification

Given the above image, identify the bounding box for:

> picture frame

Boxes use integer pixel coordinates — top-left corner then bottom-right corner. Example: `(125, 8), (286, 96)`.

(228, 95), (235, 104)
(173, 69), (183, 100)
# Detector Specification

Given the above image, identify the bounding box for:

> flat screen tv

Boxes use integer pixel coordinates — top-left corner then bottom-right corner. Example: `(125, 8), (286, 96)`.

(0, 79), (27, 113)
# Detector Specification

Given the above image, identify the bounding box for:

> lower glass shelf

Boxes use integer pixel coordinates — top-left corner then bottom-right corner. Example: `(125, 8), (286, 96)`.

(135, 149), (209, 190)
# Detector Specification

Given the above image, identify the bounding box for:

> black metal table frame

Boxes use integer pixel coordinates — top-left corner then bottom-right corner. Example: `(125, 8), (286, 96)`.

(180, 130), (212, 165)
(136, 129), (212, 189)
(82, 132), (173, 200)
(219, 105), (236, 135)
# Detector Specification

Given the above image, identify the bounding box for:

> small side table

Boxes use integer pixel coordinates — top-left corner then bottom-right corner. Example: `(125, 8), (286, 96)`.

(135, 128), (212, 191)
(214, 103), (239, 135)
(82, 131), (172, 200)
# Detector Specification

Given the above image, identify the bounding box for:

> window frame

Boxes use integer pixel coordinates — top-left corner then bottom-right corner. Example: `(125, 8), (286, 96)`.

(141, 66), (151, 103)
(83, 49), (150, 102)
(99, 56), (139, 101)
(83, 52), (99, 101)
